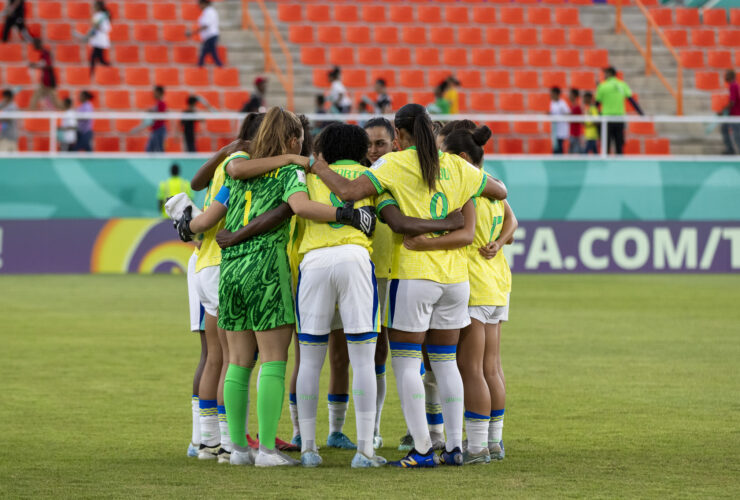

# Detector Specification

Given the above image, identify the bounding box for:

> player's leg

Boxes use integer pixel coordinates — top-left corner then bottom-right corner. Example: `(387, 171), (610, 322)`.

(186, 252), (205, 457)
(373, 277), (388, 449)
(327, 331), (355, 449)
(288, 331), (301, 446)
(216, 326), (234, 462)
(296, 333), (328, 466)
(484, 322), (505, 460)
(197, 313), (223, 459)
(224, 329), (258, 465)
(422, 346), (445, 450)
(459, 315), (492, 465)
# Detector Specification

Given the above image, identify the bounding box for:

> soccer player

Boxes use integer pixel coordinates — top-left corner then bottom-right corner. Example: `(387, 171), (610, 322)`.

(405, 125), (518, 464)
(186, 248), (206, 458)
(217, 107), (375, 467)
(308, 103), (507, 468)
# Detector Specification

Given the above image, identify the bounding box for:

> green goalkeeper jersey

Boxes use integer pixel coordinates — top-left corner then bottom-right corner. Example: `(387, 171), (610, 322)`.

(221, 164), (308, 260)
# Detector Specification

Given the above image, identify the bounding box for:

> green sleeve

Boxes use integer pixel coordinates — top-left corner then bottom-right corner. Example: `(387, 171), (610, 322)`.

(281, 165), (309, 202)
(595, 83), (603, 103)
(621, 81), (632, 98)
(362, 170), (384, 195)
(376, 193), (399, 223)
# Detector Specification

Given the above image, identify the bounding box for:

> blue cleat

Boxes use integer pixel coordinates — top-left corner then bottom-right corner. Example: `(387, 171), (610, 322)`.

(326, 432), (357, 449)
(187, 443), (198, 458)
(291, 434), (302, 448)
(351, 452), (387, 468)
(301, 450), (323, 468)
(489, 440), (505, 461)
(388, 448), (439, 468)
(440, 446), (463, 466)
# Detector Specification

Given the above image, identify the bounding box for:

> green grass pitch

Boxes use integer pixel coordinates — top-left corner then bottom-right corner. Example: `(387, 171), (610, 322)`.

(2, 274), (739, 499)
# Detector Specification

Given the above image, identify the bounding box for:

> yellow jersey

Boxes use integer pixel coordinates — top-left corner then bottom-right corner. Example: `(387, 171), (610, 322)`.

(298, 160), (377, 256)
(158, 176), (192, 217)
(468, 198), (511, 306)
(287, 215), (305, 289)
(195, 151), (249, 272)
(584, 105), (599, 141)
(371, 221), (393, 279)
(365, 147), (487, 283)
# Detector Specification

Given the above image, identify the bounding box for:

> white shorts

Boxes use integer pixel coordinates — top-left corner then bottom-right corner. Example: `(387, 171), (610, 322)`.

(296, 245), (380, 335)
(385, 279), (470, 332)
(187, 253), (204, 332)
(194, 264), (220, 317)
(469, 294), (510, 325)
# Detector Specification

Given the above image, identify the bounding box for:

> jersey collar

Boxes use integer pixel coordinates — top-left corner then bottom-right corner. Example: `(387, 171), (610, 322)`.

(405, 145), (444, 158)
(331, 159), (357, 165)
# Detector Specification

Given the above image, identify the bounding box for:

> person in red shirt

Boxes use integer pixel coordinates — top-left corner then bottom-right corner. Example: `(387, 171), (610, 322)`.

(568, 88), (583, 154)
(721, 69), (740, 155)
(132, 85), (167, 152)
(29, 38), (62, 110)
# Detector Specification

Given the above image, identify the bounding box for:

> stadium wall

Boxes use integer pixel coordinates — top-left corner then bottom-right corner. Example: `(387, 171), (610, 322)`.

(1, 158), (738, 274)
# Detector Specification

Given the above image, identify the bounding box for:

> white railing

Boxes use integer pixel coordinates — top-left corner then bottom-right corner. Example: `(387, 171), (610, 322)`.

(2, 110), (740, 159)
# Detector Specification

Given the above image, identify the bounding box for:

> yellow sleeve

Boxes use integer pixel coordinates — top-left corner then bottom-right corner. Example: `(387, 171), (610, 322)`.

(362, 154), (397, 194)
(457, 156), (487, 200)
(376, 191), (399, 223)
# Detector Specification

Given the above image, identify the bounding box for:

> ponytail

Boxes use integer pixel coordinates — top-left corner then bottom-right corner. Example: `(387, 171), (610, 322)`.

(395, 103), (439, 191)
(250, 107), (303, 159)
(443, 125), (491, 167)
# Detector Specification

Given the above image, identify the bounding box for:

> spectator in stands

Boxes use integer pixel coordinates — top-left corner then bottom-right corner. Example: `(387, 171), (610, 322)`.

(569, 88), (583, 154)
(80, 1), (112, 76)
(595, 66), (643, 155)
(443, 76), (461, 115)
(29, 38), (62, 110)
(241, 76), (267, 112)
(582, 91), (599, 155)
(74, 90), (95, 152)
(720, 69), (740, 155)
(157, 163), (193, 217)
(549, 86), (570, 154)
(131, 86), (167, 152)
(59, 98), (78, 152)
(374, 78), (392, 113)
(189, 0), (222, 67)
(2, 0), (30, 43)
(181, 94), (215, 153)
(327, 66), (351, 113)
(0, 89), (19, 152)
(427, 81), (451, 115)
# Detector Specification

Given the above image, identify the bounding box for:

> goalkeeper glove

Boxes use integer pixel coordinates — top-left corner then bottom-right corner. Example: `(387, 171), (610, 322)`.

(336, 201), (376, 237)
(176, 206), (195, 242)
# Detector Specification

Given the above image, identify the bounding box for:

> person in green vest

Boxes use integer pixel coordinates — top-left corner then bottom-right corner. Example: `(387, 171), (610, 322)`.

(158, 163), (193, 216)
(595, 66), (643, 155)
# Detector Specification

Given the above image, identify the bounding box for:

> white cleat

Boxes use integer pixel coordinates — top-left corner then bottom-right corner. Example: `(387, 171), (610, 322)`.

(230, 448), (255, 466)
(255, 450), (300, 467)
(187, 443), (198, 458)
(373, 434), (383, 450)
(351, 452), (387, 468)
(217, 448), (231, 464)
(300, 450), (323, 468)
(197, 444), (219, 460)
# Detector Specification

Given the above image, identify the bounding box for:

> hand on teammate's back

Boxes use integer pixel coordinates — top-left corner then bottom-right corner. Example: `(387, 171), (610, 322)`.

(336, 202), (376, 237)
(215, 229), (236, 249)
(444, 210), (465, 231)
(289, 154), (312, 169)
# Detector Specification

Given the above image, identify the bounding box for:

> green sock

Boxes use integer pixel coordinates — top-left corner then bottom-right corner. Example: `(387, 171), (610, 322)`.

(224, 363), (252, 449)
(257, 361), (287, 451)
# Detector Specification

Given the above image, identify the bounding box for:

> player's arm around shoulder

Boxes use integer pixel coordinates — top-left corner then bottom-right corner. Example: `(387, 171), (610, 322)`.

(227, 154), (310, 181)
(403, 199), (476, 251)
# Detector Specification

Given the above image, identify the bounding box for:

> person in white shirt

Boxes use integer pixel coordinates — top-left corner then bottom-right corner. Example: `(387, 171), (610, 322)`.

(192, 0), (222, 67)
(327, 66), (352, 114)
(60, 98), (78, 152)
(82, 1), (112, 76)
(549, 86), (570, 155)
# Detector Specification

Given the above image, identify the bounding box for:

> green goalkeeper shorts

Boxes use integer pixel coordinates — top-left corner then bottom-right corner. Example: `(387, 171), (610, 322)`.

(218, 244), (295, 332)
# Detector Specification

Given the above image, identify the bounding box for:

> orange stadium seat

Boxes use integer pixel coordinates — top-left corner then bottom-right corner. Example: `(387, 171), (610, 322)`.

(629, 122), (656, 135)
(500, 7), (524, 24)
(374, 26), (399, 44)
(134, 25), (158, 42)
(675, 8), (700, 26)
(719, 31), (740, 47)
(95, 137), (120, 152)
(648, 8), (672, 26)
(214, 68), (239, 87)
(334, 5), (358, 22)
(528, 49), (552, 67)
(430, 27), (455, 44)
(486, 27), (510, 45)
(708, 50), (731, 68)
(165, 137), (182, 153)
(105, 90), (131, 110)
(163, 26), (188, 42)
(389, 91), (407, 108)
(196, 138), (213, 152)
(691, 29), (715, 47)
(306, 5), (330, 22)
(528, 93), (550, 112)
(144, 45), (169, 64)
(64, 67), (90, 85)
(400, 69), (425, 88)
(289, 26), (313, 44)
(133, 91), (154, 111)
(514, 70), (538, 90)
(514, 122), (539, 134)
(459, 27), (482, 45)
(110, 25), (130, 42)
(402, 26), (427, 45)
(528, 138), (552, 155)
(472, 48), (496, 67)
(362, 5), (386, 23)
(732, 9), (740, 25)
(313, 69), (329, 87)
(457, 70), (482, 89)
(411, 92), (434, 107)
(470, 93), (495, 111)
(418, 5), (441, 23)
(711, 93), (728, 113)
(416, 47), (440, 66)
(554, 7), (579, 26)
(703, 9), (727, 27)
(115, 45), (140, 63)
(500, 48), (524, 67)
(569, 28), (594, 46)
(499, 138), (523, 154)
(92, 120), (111, 133)
(486, 121), (510, 135)
(301, 47), (324, 65)
(95, 67), (121, 85)
(446, 6), (468, 24)
(185, 68), (210, 87)
(428, 70), (452, 88)
(173, 46), (197, 65)
(329, 47), (354, 65)
(124, 3), (149, 21)
(181, 3), (201, 21)
(472, 6), (496, 24)
(318, 26), (342, 44)
(371, 69), (396, 88)
(24, 118), (50, 132)
(207, 120), (232, 134)
(388, 47), (411, 66)
(278, 4), (301, 22)
(164, 91), (189, 110)
(32, 137), (50, 152)
(125, 68), (150, 86)
(38, 2), (62, 20)
(47, 23), (71, 41)
(736, 50), (740, 67)
(664, 29), (688, 47)
(571, 71), (596, 90)
(154, 67), (179, 86)
(583, 49), (608, 68)
(0, 44), (22, 62)
(542, 70), (566, 88)
(358, 47), (383, 66)
(695, 72), (721, 90)
(499, 93), (524, 112)
(644, 138), (670, 155)
(389, 5), (414, 23)
(680, 50), (704, 68)
(347, 26), (370, 44)
(542, 28), (566, 46)
(344, 69), (367, 88)
(67, 2), (91, 20)
(514, 27), (538, 46)
(198, 91), (220, 109)
(527, 7), (551, 25)
(443, 48), (467, 67)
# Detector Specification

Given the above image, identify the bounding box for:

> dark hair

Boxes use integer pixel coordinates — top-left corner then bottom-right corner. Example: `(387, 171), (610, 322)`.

(570, 88), (580, 98)
(438, 119), (476, 138)
(605, 66), (617, 77)
(298, 114), (313, 157)
(364, 117), (394, 139)
(2, 89), (13, 99)
(187, 95), (199, 106)
(154, 85), (165, 95)
(550, 86), (561, 96)
(80, 90), (94, 101)
(328, 66), (341, 81)
(315, 123), (369, 165)
(395, 103), (439, 191)
(63, 97), (72, 108)
(170, 163), (180, 176)
(443, 126), (491, 167)
(583, 91), (593, 100)
(316, 94), (325, 105)
(95, 1), (112, 21)
(375, 78), (387, 87)
(237, 112), (264, 141)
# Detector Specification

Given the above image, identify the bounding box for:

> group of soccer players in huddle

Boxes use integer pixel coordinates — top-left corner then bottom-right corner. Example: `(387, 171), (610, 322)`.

(173, 102), (516, 468)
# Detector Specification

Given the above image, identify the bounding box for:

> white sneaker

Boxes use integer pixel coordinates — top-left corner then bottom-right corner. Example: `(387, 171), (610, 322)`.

(255, 450), (300, 467)
(230, 448), (255, 466)
(351, 452), (387, 468)
(197, 444), (219, 460)
(217, 448), (231, 464)
(300, 450), (322, 468)
(373, 433), (383, 449)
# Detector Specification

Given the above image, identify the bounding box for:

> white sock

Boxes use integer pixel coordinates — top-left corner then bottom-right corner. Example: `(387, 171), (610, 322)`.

(289, 393), (300, 439)
(328, 395), (349, 435)
(347, 338), (377, 457)
(489, 409), (505, 443)
(423, 370), (445, 442)
(191, 395), (200, 446)
(296, 337), (327, 453)
(218, 405), (232, 452)
(465, 412), (490, 454)
(390, 341), (432, 453)
(427, 345), (464, 453)
(374, 365), (386, 435)
(199, 399), (220, 447)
